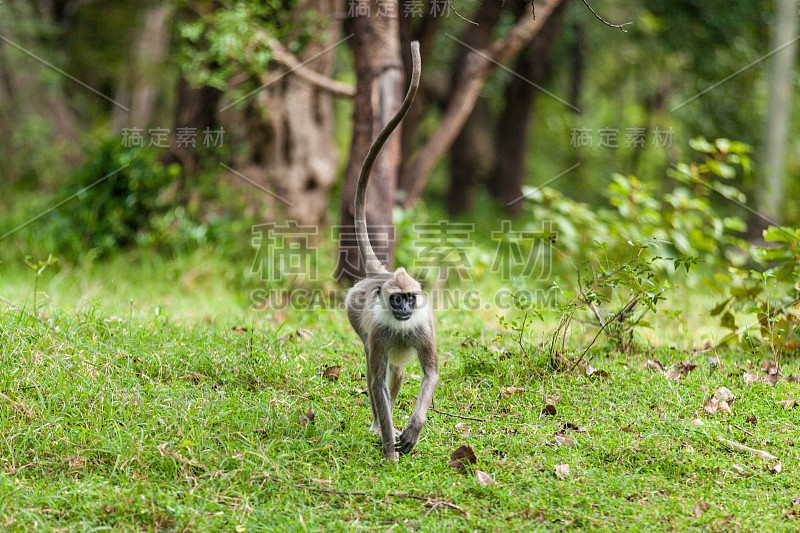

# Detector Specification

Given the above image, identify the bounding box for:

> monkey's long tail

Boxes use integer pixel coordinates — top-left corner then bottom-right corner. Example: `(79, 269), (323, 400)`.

(354, 41), (421, 276)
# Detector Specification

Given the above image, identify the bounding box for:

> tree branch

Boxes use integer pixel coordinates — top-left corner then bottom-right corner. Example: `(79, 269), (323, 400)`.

(263, 35), (355, 98)
(398, 0), (565, 207)
(579, 0), (633, 32)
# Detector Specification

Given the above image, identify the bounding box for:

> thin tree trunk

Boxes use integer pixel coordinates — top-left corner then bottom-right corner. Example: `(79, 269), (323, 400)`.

(489, 0), (568, 215)
(399, 0), (564, 208)
(0, 1), (81, 186)
(112, 3), (173, 130)
(336, 1), (403, 284)
(397, 0), (444, 187)
(160, 75), (222, 173)
(756, 0), (798, 229)
(446, 0), (504, 215)
(568, 16), (585, 112)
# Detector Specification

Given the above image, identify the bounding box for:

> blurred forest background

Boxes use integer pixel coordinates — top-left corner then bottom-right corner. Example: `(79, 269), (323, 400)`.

(0, 0), (798, 347)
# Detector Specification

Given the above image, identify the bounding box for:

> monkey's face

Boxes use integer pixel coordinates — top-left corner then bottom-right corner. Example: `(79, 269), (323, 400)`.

(378, 268), (426, 324)
(387, 292), (416, 321)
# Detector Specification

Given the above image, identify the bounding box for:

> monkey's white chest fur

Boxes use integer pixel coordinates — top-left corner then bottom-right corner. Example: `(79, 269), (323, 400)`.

(387, 346), (417, 367)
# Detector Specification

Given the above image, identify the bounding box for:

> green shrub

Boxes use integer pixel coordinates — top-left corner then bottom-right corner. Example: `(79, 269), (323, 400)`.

(51, 140), (181, 259)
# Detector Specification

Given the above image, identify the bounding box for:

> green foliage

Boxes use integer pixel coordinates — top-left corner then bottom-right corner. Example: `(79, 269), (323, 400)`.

(520, 138), (747, 275)
(50, 140), (180, 258)
(546, 240), (694, 366)
(496, 139), (754, 363)
(0, 116), (70, 189)
(176, 0), (329, 97)
(713, 225), (800, 353)
(2, 138), (253, 263)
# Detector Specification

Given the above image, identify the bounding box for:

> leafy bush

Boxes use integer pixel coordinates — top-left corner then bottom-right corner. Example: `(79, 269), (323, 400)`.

(50, 140), (180, 259)
(521, 137), (749, 273)
(494, 138), (753, 364)
(713, 225), (800, 353)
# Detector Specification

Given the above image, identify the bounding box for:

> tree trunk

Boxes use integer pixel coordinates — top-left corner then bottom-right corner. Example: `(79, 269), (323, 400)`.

(397, 0), (444, 189)
(446, 0), (504, 215)
(160, 75), (222, 174)
(568, 16), (585, 112)
(0, 1), (81, 186)
(112, 3), (173, 131)
(398, 0), (564, 208)
(756, 0), (798, 229)
(216, 0), (342, 228)
(489, 0), (568, 215)
(335, 1), (403, 284)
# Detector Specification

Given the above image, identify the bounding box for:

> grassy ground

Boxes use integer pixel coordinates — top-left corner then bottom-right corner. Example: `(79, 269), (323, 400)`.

(1, 258), (799, 532)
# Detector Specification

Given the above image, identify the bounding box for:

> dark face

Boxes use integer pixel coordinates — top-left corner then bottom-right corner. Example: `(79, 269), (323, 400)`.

(388, 292), (416, 321)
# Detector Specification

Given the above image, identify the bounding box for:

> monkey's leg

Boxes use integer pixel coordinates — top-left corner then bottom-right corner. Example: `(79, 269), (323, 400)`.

(388, 364), (404, 409)
(368, 340), (398, 460)
(386, 364), (404, 440)
(365, 346), (380, 435)
(397, 342), (439, 455)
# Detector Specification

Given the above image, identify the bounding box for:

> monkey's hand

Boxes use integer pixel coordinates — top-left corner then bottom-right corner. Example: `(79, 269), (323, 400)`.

(396, 423), (422, 455)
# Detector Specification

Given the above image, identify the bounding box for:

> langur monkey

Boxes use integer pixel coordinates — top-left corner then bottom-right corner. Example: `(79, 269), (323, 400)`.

(345, 41), (438, 461)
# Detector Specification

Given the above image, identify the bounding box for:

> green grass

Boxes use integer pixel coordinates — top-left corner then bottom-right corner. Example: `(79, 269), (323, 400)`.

(1, 258), (799, 531)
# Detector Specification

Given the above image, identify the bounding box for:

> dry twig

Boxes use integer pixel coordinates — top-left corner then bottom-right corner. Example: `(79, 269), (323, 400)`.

(431, 406), (488, 422)
(580, 0), (633, 32)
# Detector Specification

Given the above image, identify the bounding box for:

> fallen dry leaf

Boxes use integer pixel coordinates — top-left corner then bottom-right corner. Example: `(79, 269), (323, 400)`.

(321, 365), (341, 381)
(694, 501), (710, 517)
(447, 445), (477, 472)
(765, 460), (782, 474)
(554, 463), (570, 480)
(231, 326), (248, 334)
(295, 329), (312, 339)
(300, 406), (315, 428)
(455, 422), (471, 437)
(501, 387), (526, 398)
(666, 361), (699, 381)
(542, 404), (557, 416)
(586, 364), (609, 378)
(775, 400), (797, 410)
(743, 371), (760, 384)
(552, 435), (576, 447)
(546, 394), (562, 404)
(689, 418), (705, 426)
(475, 470), (499, 486)
(708, 354), (721, 367)
(761, 359), (777, 371)
(720, 438), (777, 461)
(713, 386), (735, 403)
(645, 359), (664, 372)
(746, 414), (758, 426)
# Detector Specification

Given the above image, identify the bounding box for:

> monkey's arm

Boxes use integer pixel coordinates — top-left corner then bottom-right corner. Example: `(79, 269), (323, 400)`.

(396, 331), (439, 455)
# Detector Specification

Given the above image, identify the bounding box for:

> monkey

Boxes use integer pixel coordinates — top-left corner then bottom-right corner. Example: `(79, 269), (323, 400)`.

(344, 41), (438, 461)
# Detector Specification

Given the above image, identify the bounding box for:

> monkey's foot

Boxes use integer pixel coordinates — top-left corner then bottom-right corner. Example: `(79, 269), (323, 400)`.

(371, 424), (401, 440)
